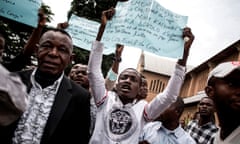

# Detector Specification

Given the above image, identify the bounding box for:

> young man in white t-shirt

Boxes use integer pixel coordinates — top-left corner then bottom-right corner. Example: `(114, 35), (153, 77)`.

(88, 8), (195, 144)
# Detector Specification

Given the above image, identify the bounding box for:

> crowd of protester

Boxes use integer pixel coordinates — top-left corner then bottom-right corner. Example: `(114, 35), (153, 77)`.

(0, 5), (240, 144)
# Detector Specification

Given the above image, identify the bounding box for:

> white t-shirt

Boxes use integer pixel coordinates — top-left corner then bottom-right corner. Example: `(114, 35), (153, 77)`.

(88, 41), (186, 144)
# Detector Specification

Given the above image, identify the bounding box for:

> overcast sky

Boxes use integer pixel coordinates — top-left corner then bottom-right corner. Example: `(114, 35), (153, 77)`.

(42, 0), (240, 71)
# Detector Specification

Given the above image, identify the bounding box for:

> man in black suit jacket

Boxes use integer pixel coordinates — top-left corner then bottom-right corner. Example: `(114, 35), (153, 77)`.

(0, 28), (91, 144)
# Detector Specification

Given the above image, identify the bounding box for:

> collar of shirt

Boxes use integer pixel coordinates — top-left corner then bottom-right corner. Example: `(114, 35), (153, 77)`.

(30, 68), (64, 92)
(157, 122), (183, 138)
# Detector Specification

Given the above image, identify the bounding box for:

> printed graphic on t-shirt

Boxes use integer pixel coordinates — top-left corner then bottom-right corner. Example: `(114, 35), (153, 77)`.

(110, 109), (132, 134)
(105, 107), (138, 141)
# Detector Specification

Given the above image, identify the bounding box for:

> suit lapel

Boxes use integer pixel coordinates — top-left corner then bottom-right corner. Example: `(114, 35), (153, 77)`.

(42, 76), (72, 141)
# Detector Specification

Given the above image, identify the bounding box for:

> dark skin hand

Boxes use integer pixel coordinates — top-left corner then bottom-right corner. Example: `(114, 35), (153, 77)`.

(96, 7), (115, 41)
(177, 27), (195, 66)
(57, 22), (69, 29)
(23, 8), (47, 56)
(112, 44), (124, 73)
(95, 7), (194, 68)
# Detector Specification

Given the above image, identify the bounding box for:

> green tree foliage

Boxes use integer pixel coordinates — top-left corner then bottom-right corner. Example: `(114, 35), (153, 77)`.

(0, 3), (54, 65)
(68, 0), (126, 76)
(69, 0), (119, 22)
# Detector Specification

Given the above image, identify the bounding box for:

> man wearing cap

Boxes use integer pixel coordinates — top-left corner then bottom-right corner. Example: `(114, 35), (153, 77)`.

(205, 61), (240, 144)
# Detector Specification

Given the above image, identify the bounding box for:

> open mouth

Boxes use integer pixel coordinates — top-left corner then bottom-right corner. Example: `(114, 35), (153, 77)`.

(121, 84), (131, 92)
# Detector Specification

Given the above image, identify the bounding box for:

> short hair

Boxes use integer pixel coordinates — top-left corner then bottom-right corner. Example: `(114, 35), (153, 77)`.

(207, 76), (218, 86)
(200, 96), (213, 102)
(39, 28), (73, 53)
(43, 27), (72, 40)
(119, 68), (142, 85)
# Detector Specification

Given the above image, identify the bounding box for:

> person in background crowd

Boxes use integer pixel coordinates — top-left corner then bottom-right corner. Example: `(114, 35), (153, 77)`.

(139, 97), (196, 144)
(68, 43), (124, 91)
(137, 75), (148, 100)
(69, 63), (89, 89)
(185, 97), (218, 144)
(87, 7), (195, 143)
(205, 61), (240, 144)
(0, 28), (91, 144)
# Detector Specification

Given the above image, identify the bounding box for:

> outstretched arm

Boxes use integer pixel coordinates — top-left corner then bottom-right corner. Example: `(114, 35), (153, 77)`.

(105, 44), (124, 91)
(111, 44), (123, 73)
(177, 27), (195, 66)
(144, 27), (195, 121)
(23, 8), (46, 56)
(4, 9), (46, 72)
(96, 7), (115, 41)
(88, 8), (115, 106)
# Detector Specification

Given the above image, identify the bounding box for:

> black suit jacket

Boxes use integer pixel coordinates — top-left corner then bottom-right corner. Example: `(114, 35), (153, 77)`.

(0, 70), (91, 144)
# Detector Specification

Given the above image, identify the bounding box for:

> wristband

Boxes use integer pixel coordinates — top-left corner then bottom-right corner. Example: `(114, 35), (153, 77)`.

(107, 69), (118, 81)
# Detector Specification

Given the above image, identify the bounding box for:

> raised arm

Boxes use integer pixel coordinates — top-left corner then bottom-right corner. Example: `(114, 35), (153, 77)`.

(4, 9), (46, 72)
(144, 27), (195, 121)
(105, 44), (124, 91)
(88, 8), (115, 106)
(23, 8), (46, 56)
(177, 27), (195, 66)
(96, 7), (115, 41)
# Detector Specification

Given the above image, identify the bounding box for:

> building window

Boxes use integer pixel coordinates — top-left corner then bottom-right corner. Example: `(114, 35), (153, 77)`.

(150, 79), (165, 93)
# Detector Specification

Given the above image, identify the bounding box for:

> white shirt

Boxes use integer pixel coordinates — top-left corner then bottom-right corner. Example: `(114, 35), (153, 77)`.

(139, 121), (196, 144)
(12, 69), (63, 144)
(88, 41), (186, 144)
(214, 126), (240, 144)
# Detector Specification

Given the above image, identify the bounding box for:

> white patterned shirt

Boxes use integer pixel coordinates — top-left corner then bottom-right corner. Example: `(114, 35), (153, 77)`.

(12, 69), (63, 144)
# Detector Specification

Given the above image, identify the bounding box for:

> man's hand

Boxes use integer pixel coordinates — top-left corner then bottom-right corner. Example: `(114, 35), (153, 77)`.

(57, 22), (69, 29)
(177, 27), (195, 66)
(101, 7), (115, 26)
(115, 44), (124, 58)
(38, 8), (47, 27)
(183, 27), (194, 55)
(96, 7), (115, 41)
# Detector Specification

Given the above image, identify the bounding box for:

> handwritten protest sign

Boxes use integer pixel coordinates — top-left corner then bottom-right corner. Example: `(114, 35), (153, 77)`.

(0, 0), (41, 27)
(102, 0), (188, 58)
(66, 15), (117, 54)
(66, 0), (188, 58)
(66, 15), (104, 52)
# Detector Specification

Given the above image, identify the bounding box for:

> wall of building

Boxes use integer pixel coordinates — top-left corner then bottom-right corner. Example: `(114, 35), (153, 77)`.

(140, 40), (240, 124)
(141, 71), (170, 102)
